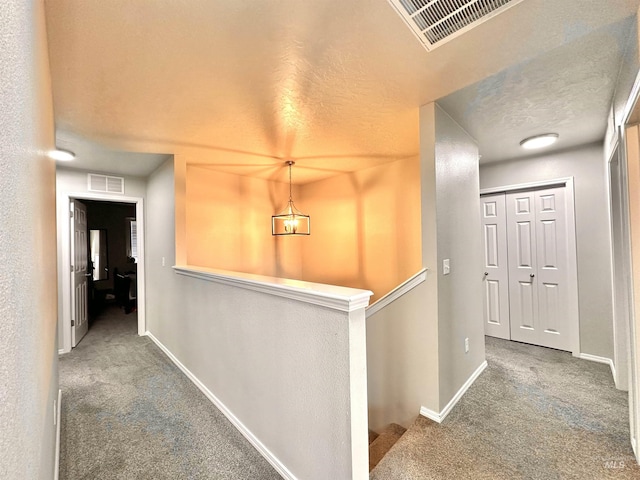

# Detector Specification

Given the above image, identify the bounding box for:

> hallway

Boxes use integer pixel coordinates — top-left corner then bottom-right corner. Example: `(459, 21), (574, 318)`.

(371, 337), (640, 479)
(58, 306), (281, 479)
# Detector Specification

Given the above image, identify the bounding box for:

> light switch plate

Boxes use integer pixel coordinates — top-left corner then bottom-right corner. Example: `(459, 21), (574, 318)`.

(443, 258), (450, 275)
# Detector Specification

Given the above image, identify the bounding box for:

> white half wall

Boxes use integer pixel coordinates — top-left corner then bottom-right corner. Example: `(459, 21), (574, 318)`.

(0, 1), (59, 478)
(146, 159), (371, 480)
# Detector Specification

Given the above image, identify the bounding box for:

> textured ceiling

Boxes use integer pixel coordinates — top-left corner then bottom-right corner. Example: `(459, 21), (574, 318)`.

(438, 16), (637, 164)
(44, 0), (640, 182)
(56, 130), (170, 177)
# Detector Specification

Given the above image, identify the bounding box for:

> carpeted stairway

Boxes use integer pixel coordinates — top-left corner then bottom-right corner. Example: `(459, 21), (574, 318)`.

(369, 423), (407, 471)
(371, 336), (640, 479)
(59, 306), (282, 480)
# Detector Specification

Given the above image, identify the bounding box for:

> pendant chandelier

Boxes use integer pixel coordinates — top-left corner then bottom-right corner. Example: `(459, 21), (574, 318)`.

(272, 161), (310, 236)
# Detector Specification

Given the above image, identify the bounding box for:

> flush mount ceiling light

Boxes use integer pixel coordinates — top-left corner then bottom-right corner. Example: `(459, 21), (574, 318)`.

(49, 148), (75, 161)
(272, 161), (310, 236)
(519, 133), (559, 150)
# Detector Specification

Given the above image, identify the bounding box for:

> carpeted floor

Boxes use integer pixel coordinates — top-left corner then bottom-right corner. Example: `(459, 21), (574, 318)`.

(371, 336), (640, 480)
(59, 306), (282, 480)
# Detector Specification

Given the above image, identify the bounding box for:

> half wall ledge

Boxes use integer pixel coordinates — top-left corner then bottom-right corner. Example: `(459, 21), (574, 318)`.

(173, 265), (373, 312)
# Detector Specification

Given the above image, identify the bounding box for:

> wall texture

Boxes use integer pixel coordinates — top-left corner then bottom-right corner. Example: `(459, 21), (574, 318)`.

(613, 15), (639, 126)
(0, 1), (59, 479)
(367, 280), (438, 431)
(480, 143), (615, 359)
(434, 105), (486, 407)
(185, 165), (300, 279)
(300, 157), (422, 302)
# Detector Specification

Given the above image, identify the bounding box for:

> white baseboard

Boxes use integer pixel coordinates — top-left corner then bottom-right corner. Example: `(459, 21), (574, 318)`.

(578, 353), (616, 381)
(54, 389), (61, 480)
(58, 349), (66, 355)
(144, 332), (297, 480)
(420, 360), (488, 423)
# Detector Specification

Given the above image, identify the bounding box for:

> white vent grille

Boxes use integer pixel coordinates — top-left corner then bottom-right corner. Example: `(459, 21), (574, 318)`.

(389, 0), (524, 51)
(87, 174), (125, 194)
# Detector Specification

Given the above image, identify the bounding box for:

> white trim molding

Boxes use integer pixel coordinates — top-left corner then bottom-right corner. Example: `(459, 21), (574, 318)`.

(145, 332), (298, 480)
(173, 265), (372, 312)
(579, 353), (616, 382)
(420, 360), (488, 423)
(366, 268), (428, 318)
(54, 389), (61, 480)
(480, 177), (574, 195)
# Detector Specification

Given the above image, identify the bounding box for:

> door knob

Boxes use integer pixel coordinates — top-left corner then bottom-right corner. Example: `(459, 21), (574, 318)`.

(484, 272), (489, 276)
(530, 273), (535, 278)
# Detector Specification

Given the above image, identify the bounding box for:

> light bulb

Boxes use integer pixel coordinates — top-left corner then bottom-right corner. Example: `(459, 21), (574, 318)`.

(519, 134), (559, 150)
(284, 217), (299, 234)
(49, 149), (75, 161)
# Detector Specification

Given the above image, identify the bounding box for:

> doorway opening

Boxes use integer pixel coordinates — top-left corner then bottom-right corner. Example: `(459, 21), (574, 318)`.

(59, 192), (145, 353)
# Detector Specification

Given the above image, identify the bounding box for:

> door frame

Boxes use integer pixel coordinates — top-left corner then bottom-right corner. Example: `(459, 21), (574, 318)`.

(619, 67), (640, 460)
(607, 140), (631, 391)
(480, 177), (580, 357)
(59, 192), (146, 353)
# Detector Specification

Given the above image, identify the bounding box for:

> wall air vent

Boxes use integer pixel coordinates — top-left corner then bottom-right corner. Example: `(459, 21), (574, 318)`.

(388, 0), (524, 51)
(87, 174), (125, 194)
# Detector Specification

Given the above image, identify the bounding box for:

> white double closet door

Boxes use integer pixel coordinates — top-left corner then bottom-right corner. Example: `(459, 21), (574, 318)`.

(481, 185), (576, 352)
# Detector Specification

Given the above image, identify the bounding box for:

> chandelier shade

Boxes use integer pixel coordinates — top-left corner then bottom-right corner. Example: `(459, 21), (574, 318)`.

(272, 161), (310, 236)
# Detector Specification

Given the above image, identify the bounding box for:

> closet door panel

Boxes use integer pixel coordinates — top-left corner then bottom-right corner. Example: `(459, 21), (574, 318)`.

(507, 191), (540, 345)
(481, 194), (510, 339)
(534, 187), (571, 351)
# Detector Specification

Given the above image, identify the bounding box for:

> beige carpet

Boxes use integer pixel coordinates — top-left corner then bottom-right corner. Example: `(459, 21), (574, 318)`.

(371, 337), (639, 479)
(59, 306), (282, 479)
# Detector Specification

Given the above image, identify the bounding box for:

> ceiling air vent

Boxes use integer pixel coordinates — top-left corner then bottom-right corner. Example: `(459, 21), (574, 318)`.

(388, 0), (524, 51)
(88, 174), (125, 194)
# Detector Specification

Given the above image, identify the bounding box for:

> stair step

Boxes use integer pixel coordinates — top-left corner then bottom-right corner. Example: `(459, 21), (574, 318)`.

(369, 429), (379, 445)
(369, 423), (407, 471)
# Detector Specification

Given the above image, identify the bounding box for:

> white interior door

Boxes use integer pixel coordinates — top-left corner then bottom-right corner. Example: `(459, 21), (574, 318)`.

(71, 200), (89, 347)
(506, 187), (572, 351)
(481, 194), (510, 339)
(534, 187), (571, 351)
(506, 190), (539, 346)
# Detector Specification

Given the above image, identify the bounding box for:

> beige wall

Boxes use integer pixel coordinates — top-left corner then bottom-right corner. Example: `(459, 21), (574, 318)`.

(625, 125), (640, 450)
(300, 157), (422, 301)
(185, 164), (302, 279)
(184, 157), (422, 301)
